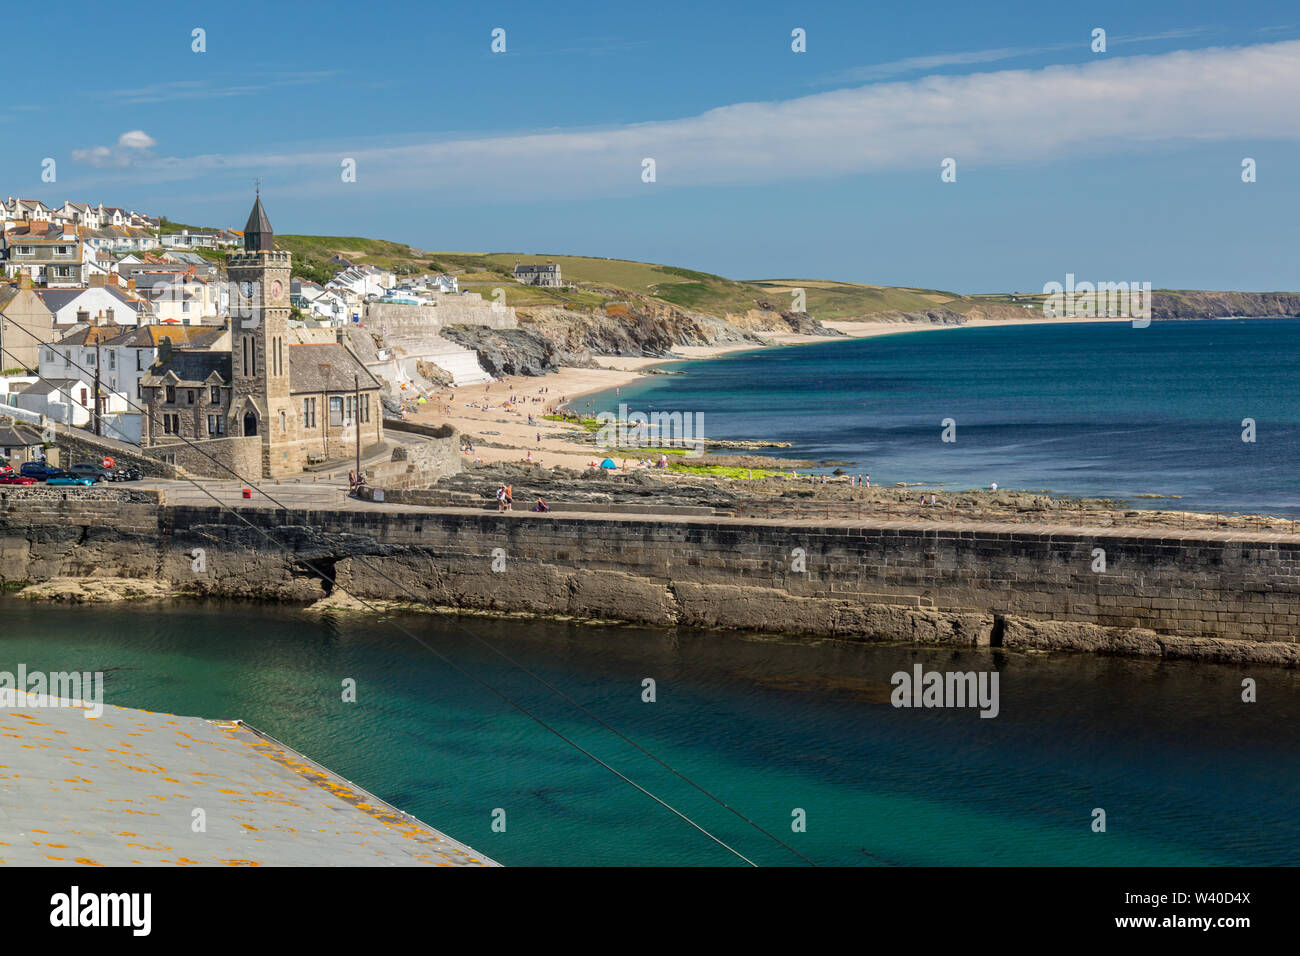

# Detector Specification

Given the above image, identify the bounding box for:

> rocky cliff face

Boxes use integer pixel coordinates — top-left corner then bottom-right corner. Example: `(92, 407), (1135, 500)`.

(442, 298), (768, 375)
(726, 303), (844, 335)
(1150, 292), (1300, 319)
(520, 300), (767, 355)
(438, 325), (585, 377)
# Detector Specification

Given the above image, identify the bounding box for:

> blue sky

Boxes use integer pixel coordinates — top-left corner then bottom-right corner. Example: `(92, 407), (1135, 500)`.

(4, 0), (1300, 291)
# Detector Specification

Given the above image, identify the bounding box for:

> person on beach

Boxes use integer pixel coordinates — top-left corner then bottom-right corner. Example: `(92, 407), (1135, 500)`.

(534, 496), (549, 512)
(496, 486), (507, 512)
(348, 470), (356, 494)
(505, 483), (514, 510)
(990, 482), (998, 492)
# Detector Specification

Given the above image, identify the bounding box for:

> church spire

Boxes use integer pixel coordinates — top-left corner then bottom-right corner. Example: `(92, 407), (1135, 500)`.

(243, 190), (274, 252)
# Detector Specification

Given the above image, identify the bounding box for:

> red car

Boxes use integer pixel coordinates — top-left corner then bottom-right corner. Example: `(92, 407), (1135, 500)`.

(0, 464), (11, 476)
(0, 474), (37, 485)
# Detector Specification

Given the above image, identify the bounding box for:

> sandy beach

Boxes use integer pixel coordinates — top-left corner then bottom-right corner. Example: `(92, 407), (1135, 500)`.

(405, 316), (1136, 471)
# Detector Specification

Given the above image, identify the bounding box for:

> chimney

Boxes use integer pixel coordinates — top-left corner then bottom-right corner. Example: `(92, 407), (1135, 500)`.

(127, 277), (136, 293)
(88, 273), (106, 288)
(18, 274), (32, 290)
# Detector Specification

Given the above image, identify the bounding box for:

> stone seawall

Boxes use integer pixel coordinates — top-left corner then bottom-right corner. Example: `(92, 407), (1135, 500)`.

(0, 499), (1296, 665)
(364, 298), (517, 336)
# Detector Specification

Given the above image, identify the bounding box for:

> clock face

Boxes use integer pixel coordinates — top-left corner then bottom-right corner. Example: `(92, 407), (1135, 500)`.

(271, 279), (283, 299)
(239, 281), (254, 299)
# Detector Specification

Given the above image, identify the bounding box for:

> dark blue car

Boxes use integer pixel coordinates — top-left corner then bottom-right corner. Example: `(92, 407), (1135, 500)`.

(19, 462), (65, 481)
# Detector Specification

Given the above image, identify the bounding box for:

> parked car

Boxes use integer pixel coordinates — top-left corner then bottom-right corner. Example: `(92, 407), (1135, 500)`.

(111, 466), (144, 482)
(69, 463), (113, 483)
(46, 475), (94, 487)
(0, 475), (37, 485)
(20, 462), (64, 480)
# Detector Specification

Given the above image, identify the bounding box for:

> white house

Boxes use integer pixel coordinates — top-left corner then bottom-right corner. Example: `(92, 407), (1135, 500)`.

(14, 376), (94, 426)
(327, 265), (394, 299)
(160, 230), (219, 250)
(37, 285), (150, 326)
(5, 198), (52, 223)
(134, 273), (215, 324)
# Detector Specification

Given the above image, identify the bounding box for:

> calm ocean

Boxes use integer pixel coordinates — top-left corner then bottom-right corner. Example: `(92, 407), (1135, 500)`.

(2, 599), (1296, 866)
(585, 319), (1300, 513)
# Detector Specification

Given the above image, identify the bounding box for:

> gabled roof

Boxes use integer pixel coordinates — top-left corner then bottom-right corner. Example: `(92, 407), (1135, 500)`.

(52, 324), (124, 348)
(288, 343), (381, 394)
(141, 348), (231, 388)
(36, 286), (146, 313)
(0, 424), (43, 447)
(112, 325), (225, 349)
(19, 376), (88, 394)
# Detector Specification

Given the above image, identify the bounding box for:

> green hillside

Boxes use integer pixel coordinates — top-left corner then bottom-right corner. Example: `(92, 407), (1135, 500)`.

(426, 251), (978, 319)
(168, 227), (993, 319)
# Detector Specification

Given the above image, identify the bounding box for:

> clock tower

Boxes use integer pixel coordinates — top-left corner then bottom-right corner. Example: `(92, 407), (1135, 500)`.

(227, 191), (296, 477)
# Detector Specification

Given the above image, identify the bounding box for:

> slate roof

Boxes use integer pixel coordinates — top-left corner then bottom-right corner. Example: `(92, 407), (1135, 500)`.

(18, 376), (88, 394)
(52, 324), (124, 347)
(288, 343), (382, 394)
(111, 325), (225, 349)
(141, 348), (231, 387)
(0, 423), (43, 447)
(243, 196), (273, 251)
(36, 286), (146, 314)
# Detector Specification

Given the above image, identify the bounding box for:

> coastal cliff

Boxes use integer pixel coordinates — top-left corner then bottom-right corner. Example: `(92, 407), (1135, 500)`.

(1149, 291), (1300, 319)
(442, 298), (769, 374)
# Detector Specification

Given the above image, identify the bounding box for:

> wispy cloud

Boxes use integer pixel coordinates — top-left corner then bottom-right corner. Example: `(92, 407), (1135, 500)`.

(97, 39), (1300, 200)
(813, 28), (1209, 85)
(102, 71), (338, 105)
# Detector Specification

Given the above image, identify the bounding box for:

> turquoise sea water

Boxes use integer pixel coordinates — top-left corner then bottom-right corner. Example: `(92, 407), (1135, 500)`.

(2, 599), (1296, 866)
(583, 319), (1300, 513)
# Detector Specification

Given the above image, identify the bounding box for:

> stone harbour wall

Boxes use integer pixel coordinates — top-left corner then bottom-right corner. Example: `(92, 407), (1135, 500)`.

(0, 500), (1296, 665)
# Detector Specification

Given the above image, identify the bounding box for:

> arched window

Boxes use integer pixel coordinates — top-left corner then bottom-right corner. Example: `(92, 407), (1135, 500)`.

(279, 410), (286, 433)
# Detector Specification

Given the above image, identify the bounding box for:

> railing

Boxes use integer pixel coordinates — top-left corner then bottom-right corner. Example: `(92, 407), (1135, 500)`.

(729, 499), (1300, 533)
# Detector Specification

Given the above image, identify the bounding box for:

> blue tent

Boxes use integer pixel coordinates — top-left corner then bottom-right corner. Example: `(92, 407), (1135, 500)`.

(600, 458), (617, 469)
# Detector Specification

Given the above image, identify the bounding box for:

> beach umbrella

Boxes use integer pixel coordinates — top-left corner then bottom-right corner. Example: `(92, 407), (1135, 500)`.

(600, 458), (616, 469)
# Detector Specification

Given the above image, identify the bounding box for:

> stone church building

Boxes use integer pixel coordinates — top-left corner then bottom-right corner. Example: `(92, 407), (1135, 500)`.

(141, 195), (384, 478)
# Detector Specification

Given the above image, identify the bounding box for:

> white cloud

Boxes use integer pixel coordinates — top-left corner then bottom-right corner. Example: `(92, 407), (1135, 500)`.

(107, 40), (1300, 197)
(71, 128), (156, 167)
(812, 29), (1209, 85)
(117, 130), (156, 149)
(73, 130), (157, 167)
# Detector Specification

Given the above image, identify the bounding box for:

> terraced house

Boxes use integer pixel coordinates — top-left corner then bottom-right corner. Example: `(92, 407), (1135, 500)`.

(3, 234), (87, 287)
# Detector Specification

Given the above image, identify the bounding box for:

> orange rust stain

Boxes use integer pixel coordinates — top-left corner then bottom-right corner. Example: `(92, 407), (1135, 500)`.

(218, 859), (262, 867)
(74, 858), (105, 867)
